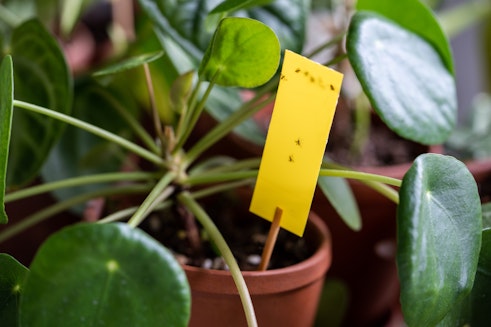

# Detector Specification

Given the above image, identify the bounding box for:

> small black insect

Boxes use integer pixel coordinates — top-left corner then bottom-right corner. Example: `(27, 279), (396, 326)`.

(288, 155), (294, 163)
(294, 138), (301, 147)
(330, 84), (335, 91)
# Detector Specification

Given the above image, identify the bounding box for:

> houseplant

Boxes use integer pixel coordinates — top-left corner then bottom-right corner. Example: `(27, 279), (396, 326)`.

(0, 0), (487, 327)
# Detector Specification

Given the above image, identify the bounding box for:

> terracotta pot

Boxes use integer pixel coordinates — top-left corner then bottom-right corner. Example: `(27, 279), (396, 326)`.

(184, 212), (331, 327)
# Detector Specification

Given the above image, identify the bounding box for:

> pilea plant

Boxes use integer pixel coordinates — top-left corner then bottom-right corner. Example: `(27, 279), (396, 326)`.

(0, 0), (488, 326)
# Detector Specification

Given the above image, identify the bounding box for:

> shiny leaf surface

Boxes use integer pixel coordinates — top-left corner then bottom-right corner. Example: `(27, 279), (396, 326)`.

(20, 223), (190, 326)
(397, 154), (482, 326)
(347, 12), (456, 145)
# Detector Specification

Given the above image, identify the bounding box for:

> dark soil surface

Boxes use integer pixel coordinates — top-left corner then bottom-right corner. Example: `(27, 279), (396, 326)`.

(140, 189), (314, 271)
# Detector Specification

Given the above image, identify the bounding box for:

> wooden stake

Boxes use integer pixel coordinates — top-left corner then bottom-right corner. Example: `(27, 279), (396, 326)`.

(258, 207), (283, 271)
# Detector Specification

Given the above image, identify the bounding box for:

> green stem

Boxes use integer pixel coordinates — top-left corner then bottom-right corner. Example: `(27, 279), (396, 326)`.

(127, 172), (176, 228)
(174, 79), (216, 152)
(13, 100), (164, 166)
(0, 184), (151, 243)
(178, 191), (257, 327)
(96, 89), (161, 155)
(305, 32), (346, 59)
(5, 172), (158, 203)
(185, 91), (276, 165)
(361, 180), (399, 204)
(185, 170), (257, 186)
(323, 53), (348, 67)
(319, 168), (402, 187)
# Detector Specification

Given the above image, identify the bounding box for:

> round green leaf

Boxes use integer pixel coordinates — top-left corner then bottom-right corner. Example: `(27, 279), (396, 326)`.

(397, 154), (482, 327)
(0, 254), (28, 327)
(347, 12), (457, 145)
(198, 17), (280, 87)
(20, 223), (190, 327)
(356, 0), (453, 73)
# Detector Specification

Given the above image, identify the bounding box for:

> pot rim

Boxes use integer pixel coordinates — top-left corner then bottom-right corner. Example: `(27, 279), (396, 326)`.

(183, 211), (332, 295)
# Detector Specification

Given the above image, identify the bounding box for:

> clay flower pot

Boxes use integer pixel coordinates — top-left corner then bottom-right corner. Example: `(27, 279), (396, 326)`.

(184, 212), (331, 327)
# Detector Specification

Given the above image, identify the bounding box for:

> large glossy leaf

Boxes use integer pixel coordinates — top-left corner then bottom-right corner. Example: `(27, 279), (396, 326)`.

(0, 56), (13, 224)
(0, 254), (29, 327)
(20, 223), (190, 326)
(7, 19), (72, 187)
(437, 203), (491, 327)
(397, 154), (482, 327)
(199, 17), (280, 87)
(356, 0), (453, 73)
(347, 12), (457, 145)
(317, 175), (361, 231)
(137, 0), (308, 74)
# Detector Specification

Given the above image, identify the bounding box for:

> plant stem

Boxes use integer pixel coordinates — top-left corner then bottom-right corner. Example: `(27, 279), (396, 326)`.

(0, 184), (151, 243)
(185, 170), (257, 186)
(5, 172), (157, 203)
(96, 88), (161, 155)
(323, 53), (348, 67)
(143, 62), (166, 152)
(127, 172), (176, 228)
(174, 79), (216, 152)
(361, 180), (400, 204)
(319, 168), (402, 187)
(185, 90), (276, 164)
(13, 100), (164, 166)
(178, 192), (257, 327)
(305, 32), (346, 59)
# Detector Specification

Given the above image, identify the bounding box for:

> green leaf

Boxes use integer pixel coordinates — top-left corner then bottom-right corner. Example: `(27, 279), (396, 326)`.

(199, 17), (280, 87)
(7, 19), (72, 187)
(0, 55), (13, 224)
(137, 0), (309, 143)
(20, 223), (190, 327)
(0, 253), (29, 327)
(137, 0), (308, 74)
(397, 154), (482, 327)
(347, 12), (457, 145)
(317, 175), (361, 231)
(356, 0), (453, 73)
(92, 51), (164, 76)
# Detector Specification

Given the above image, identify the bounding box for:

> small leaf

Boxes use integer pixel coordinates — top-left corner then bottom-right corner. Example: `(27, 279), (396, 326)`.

(199, 17), (280, 87)
(356, 0), (453, 73)
(318, 175), (361, 231)
(0, 253), (29, 326)
(20, 223), (190, 327)
(397, 154), (482, 327)
(92, 51), (164, 76)
(0, 56), (13, 224)
(347, 12), (457, 145)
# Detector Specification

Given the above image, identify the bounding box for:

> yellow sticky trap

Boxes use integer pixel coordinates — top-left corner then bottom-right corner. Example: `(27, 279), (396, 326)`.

(250, 50), (343, 236)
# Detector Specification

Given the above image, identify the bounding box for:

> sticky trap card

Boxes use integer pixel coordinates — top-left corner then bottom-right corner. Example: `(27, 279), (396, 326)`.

(250, 50), (343, 236)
